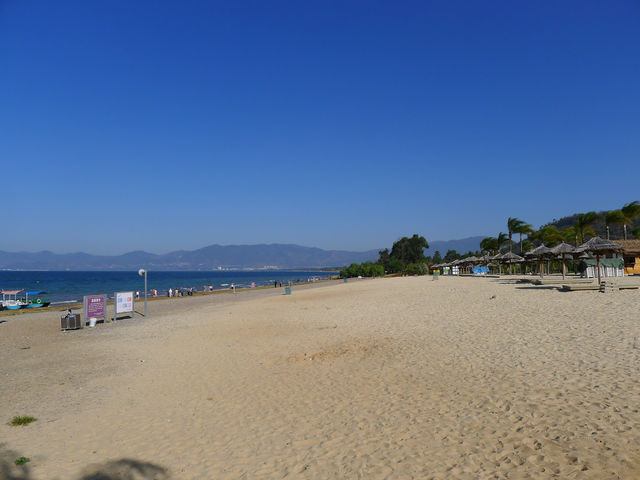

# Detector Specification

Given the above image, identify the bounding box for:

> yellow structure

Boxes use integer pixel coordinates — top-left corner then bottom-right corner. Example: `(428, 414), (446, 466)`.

(618, 240), (640, 275)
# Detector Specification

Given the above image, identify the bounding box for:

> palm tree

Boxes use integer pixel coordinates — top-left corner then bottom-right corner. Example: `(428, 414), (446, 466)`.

(621, 201), (640, 240)
(575, 211), (599, 244)
(562, 225), (578, 246)
(507, 217), (525, 253)
(497, 232), (509, 253)
(480, 237), (498, 255)
(515, 222), (534, 254)
(537, 225), (563, 246)
(605, 210), (626, 240)
(521, 239), (536, 255)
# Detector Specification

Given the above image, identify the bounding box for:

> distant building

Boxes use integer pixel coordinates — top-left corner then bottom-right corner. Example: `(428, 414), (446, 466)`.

(618, 240), (640, 275)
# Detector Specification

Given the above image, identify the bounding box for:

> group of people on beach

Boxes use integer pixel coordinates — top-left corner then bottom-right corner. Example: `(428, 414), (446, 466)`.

(167, 287), (194, 297)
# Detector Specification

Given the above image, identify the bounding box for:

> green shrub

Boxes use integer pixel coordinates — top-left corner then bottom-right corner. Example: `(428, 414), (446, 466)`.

(10, 416), (37, 426)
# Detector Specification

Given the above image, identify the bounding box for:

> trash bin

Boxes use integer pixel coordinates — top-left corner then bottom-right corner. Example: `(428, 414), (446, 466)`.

(284, 286), (292, 295)
(61, 312), (82, 330)
(343, 278), (348, 283)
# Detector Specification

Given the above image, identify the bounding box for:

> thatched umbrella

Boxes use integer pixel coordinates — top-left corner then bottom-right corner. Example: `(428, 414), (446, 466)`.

(490, 252), (505, 275)
(500, 251), (524, 274)
(463, 256), (479, 274)
(525, 244), (554, 278)
(550, 242), (575, 279)
(478, 254), (492, 274)
(575, 237), (624, 284)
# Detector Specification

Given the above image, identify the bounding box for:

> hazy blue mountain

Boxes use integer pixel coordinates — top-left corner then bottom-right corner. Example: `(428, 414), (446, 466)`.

(423, 236), (485, 257)
(0, 244), (379, 271)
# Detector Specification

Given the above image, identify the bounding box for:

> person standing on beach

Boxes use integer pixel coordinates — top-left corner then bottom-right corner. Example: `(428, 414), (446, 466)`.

(168, 288), (172, 297)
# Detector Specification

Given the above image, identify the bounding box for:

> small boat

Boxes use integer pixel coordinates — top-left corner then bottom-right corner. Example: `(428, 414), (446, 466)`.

(1, 290), (28, 310)
(23, 291), (51, 308)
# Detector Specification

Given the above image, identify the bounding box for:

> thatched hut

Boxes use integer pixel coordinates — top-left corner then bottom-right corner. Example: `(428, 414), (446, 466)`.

(550, 242), (575, 279)
(617, 239), (640, 274)
(524, 244), (553, 278)
(575, 237), (625, 283)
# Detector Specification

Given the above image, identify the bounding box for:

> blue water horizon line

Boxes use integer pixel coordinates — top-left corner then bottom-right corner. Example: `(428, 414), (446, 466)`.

(1, 270), (338, 304)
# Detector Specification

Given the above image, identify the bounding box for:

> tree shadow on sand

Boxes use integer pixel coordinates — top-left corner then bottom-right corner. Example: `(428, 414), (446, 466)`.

(77, 459), (169, 480)
(0, 446), (170, 480)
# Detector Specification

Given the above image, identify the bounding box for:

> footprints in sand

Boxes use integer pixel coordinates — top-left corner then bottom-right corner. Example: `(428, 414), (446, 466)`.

(286, 338), (386, 364)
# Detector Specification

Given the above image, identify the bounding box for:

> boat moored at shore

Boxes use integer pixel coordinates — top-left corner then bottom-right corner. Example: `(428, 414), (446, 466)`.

(1, 290), (51, 310)
(1, 290), (28, 310)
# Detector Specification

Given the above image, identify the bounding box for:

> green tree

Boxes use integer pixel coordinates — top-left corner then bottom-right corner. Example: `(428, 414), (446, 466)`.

(605, 210), (626, 240)
(632, 226), (640, 239)
(515, 221), (534, 253)
(386, 258), (404, 274)
(507, 218), (526, 253)
(621, 201), (640, 240)
(432, 250), (442, 264)
(497, 232), (509, 253)
(389, 234), (429, 265)
(377, 248), (390, 265)
(535, 225), (563, 246)
(562, 225), (578, 246)
(406, 263), (428, 275)
(480, 237), (498, 254)
(575, 211), (599, 244)
(521, 239), (535, 254)
(443, 249), (460, 263)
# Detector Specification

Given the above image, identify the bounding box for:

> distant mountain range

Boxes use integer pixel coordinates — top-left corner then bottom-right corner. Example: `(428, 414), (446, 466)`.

(0, 237), (485, 271)
(0, 244), (379, 271)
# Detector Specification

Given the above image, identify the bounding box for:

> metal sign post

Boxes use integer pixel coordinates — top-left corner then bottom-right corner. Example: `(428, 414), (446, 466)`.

(114, 291), (134, 322)
(83, 294), (107, 327)
(138, 269), (148, 317)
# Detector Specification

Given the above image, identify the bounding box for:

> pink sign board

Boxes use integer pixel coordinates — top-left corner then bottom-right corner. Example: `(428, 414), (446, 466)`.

(85, 295), (106, 318)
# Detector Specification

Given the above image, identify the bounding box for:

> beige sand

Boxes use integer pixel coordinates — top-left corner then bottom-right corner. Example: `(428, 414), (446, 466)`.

(1, 276), (640, 479)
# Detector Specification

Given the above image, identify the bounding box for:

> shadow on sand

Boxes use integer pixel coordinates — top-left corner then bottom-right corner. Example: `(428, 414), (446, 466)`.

(1, 445), (170, 480)
(514, 285), (559, 290)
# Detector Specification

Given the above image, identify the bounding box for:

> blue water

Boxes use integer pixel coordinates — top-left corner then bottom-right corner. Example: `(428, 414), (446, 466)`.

(0, 270), (335, 304)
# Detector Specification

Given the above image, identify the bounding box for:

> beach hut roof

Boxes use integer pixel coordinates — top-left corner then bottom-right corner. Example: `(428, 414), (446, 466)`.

(575, 236), (624, 253)
(500, 251), (524, 262)
(551, 242), (575, 255)
(524, 244), (553, 258)
(616, 239), (640, 256)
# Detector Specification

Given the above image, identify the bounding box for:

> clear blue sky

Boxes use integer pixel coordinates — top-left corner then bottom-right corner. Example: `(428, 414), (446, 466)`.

(1, 1), (639, 254)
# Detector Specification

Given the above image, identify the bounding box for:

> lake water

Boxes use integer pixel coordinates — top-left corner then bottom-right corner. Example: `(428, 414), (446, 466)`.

(0, 270), (335, 304)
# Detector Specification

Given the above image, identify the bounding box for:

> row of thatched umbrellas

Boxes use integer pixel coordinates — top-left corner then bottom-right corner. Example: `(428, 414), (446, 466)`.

(432, 236), (624, 284)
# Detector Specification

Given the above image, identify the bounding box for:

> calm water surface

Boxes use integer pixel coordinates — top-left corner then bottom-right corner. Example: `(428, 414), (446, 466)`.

(0, 270), (335, 304)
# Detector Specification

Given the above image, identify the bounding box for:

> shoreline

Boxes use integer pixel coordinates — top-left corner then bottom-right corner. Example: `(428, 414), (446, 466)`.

(0, 276), (342, 318)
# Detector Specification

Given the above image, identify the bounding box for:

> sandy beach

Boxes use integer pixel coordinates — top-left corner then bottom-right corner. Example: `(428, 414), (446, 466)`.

(1, 276), (639, 479)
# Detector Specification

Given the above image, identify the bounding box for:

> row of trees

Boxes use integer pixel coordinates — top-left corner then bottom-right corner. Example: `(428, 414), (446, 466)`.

(340, 234), (429, 278)
(481, 201), (640, 256)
